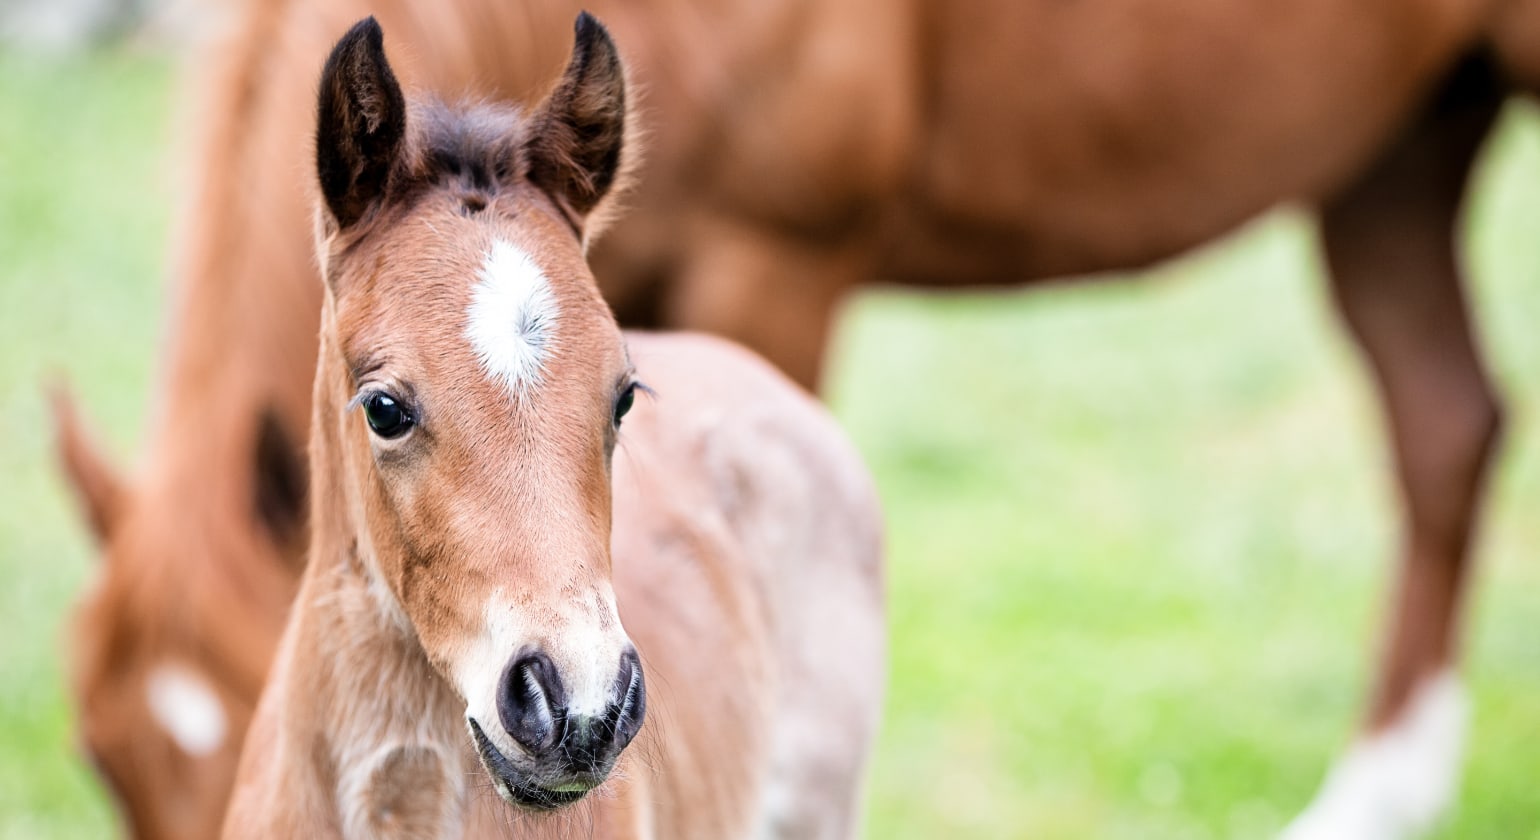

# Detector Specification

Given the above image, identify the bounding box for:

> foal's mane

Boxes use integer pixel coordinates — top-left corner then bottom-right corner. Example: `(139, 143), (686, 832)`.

(359, 100), (533, 227)
(338, 92), (638, 251)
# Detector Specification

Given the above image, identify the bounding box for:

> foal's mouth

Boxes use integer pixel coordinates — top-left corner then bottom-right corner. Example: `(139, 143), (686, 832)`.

(468, 719), (595, 810)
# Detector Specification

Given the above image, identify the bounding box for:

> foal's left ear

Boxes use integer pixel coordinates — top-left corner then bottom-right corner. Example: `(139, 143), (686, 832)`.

(316, 17), (407, 230)
(525, 13), (628, 227)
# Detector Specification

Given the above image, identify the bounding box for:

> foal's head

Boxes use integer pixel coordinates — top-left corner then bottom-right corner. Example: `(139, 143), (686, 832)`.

(312, 16), (643, 809)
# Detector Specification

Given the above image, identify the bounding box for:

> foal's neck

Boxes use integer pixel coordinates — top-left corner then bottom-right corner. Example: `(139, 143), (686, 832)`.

(281, 342), (477, 836)
(287, 524), (474, 838)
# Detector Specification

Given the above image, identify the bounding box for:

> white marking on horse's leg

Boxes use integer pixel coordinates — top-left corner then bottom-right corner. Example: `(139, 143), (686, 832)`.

(1281, 670), (1467, 840)
(466, 239), (559, 398)
(145, 664), (228, 757)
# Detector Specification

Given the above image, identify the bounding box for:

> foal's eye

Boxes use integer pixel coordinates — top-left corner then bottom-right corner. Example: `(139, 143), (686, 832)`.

(614, 384), (637, 426)
(363, 393), (413, 439)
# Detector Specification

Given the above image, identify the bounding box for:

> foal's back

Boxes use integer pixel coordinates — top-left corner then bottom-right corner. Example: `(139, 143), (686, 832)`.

(608, 332), (885, 837)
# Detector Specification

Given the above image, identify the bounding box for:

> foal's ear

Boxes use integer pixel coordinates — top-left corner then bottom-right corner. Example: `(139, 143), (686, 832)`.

(525, 13), (628, 226)
(49, 385), (126, 544)
(316, 17), (407, 230)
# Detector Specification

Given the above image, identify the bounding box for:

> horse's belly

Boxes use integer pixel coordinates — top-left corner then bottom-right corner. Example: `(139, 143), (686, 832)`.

(886, 0), (1487, 284)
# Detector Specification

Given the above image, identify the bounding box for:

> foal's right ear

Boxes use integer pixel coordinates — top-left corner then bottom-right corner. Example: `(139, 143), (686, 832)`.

(316, 17), (407, 230)
(524, 13), (628, 228)
(49, 384), (126, 544)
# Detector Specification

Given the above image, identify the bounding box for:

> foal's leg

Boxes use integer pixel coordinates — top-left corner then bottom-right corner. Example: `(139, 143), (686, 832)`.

(1283, 54), (1504, 840)
(664, 217), (871, 392)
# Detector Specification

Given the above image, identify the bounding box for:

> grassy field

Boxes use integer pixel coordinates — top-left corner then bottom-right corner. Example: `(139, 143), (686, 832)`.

(2, 46), (1538, 839)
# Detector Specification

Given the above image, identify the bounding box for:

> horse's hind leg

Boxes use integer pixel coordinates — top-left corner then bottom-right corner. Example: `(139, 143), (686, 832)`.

(1283, 54), (1505, 840)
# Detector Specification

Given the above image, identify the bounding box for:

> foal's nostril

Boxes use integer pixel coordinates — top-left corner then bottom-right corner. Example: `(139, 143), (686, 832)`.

(607, 648), (646, 752)
(496, 651), (565, 752)
(494, 648), (645, 772)
(557, 649), (647, 776)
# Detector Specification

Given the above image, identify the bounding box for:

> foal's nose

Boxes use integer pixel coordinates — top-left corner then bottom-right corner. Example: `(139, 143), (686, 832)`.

(496, 648), (646, 771)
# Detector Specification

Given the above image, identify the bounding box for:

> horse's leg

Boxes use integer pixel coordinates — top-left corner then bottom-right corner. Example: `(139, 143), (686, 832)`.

(664, 218), (869, 392)
(1283, 54), (1504, 840)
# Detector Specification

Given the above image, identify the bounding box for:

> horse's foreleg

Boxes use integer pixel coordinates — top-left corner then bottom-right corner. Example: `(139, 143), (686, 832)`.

(1283, 53), (1504, 840)
(663, 217), (869, 393)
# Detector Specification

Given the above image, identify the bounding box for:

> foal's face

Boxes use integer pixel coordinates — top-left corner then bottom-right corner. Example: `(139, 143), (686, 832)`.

(314, 16), (643, 808)
(328, 199), (642, 801)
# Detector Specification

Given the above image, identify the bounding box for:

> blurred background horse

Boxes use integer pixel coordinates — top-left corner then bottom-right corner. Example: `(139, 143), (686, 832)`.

(11, 0), (1540, 837)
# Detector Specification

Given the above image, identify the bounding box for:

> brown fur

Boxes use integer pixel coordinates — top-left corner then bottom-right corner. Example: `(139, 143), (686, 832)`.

(221, 21), (883, 839)
(56, 0), (1532, 835)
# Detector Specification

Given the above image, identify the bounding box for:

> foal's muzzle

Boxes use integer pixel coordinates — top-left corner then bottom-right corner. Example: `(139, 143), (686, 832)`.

(472, 647), (646, 809)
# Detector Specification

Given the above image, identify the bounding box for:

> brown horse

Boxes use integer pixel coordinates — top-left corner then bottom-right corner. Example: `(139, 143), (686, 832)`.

(54, 0), (1528, 837)
(218, 17), (884, 838)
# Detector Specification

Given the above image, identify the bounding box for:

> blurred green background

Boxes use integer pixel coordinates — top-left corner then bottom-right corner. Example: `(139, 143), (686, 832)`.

(2, 44), (1538, 840)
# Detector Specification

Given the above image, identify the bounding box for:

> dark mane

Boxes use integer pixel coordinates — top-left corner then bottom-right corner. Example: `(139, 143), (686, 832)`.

(410, 100), (530, 197)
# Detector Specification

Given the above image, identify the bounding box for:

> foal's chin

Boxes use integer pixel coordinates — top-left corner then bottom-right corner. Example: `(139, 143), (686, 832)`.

(468, 719), (606, 811)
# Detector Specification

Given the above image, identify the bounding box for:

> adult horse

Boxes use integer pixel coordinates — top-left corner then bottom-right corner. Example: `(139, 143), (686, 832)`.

(55, 0), (1530, 837)
(221, 17), (884, 838)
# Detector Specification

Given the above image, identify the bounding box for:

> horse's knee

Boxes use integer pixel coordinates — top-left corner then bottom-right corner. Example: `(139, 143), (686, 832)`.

(1449, 388), (1503, 477)
(1399, 381), (1503, 552)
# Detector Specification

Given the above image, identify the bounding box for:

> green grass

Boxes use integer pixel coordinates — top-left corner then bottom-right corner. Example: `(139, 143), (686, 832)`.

(0, 46), (173, 840)
(2, 47), (1538, 839)
(834, 116), (1540, 838)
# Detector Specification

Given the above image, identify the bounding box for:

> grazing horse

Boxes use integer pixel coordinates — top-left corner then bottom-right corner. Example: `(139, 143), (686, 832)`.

(220, 16), (884, 840)
(54, 0), (1530, 837)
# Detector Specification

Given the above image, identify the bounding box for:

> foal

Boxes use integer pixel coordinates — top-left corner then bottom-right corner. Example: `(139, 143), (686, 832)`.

(222, 16), (884, 839)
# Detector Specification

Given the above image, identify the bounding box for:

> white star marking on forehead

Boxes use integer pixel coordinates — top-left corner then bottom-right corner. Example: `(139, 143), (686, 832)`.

(466, 239), (559, 397)
(145, 664), (228, 756)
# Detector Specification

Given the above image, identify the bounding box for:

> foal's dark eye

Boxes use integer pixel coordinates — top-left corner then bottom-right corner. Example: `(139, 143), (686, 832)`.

(363, 392), (413, 438)
(614, 384), (636, 426)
